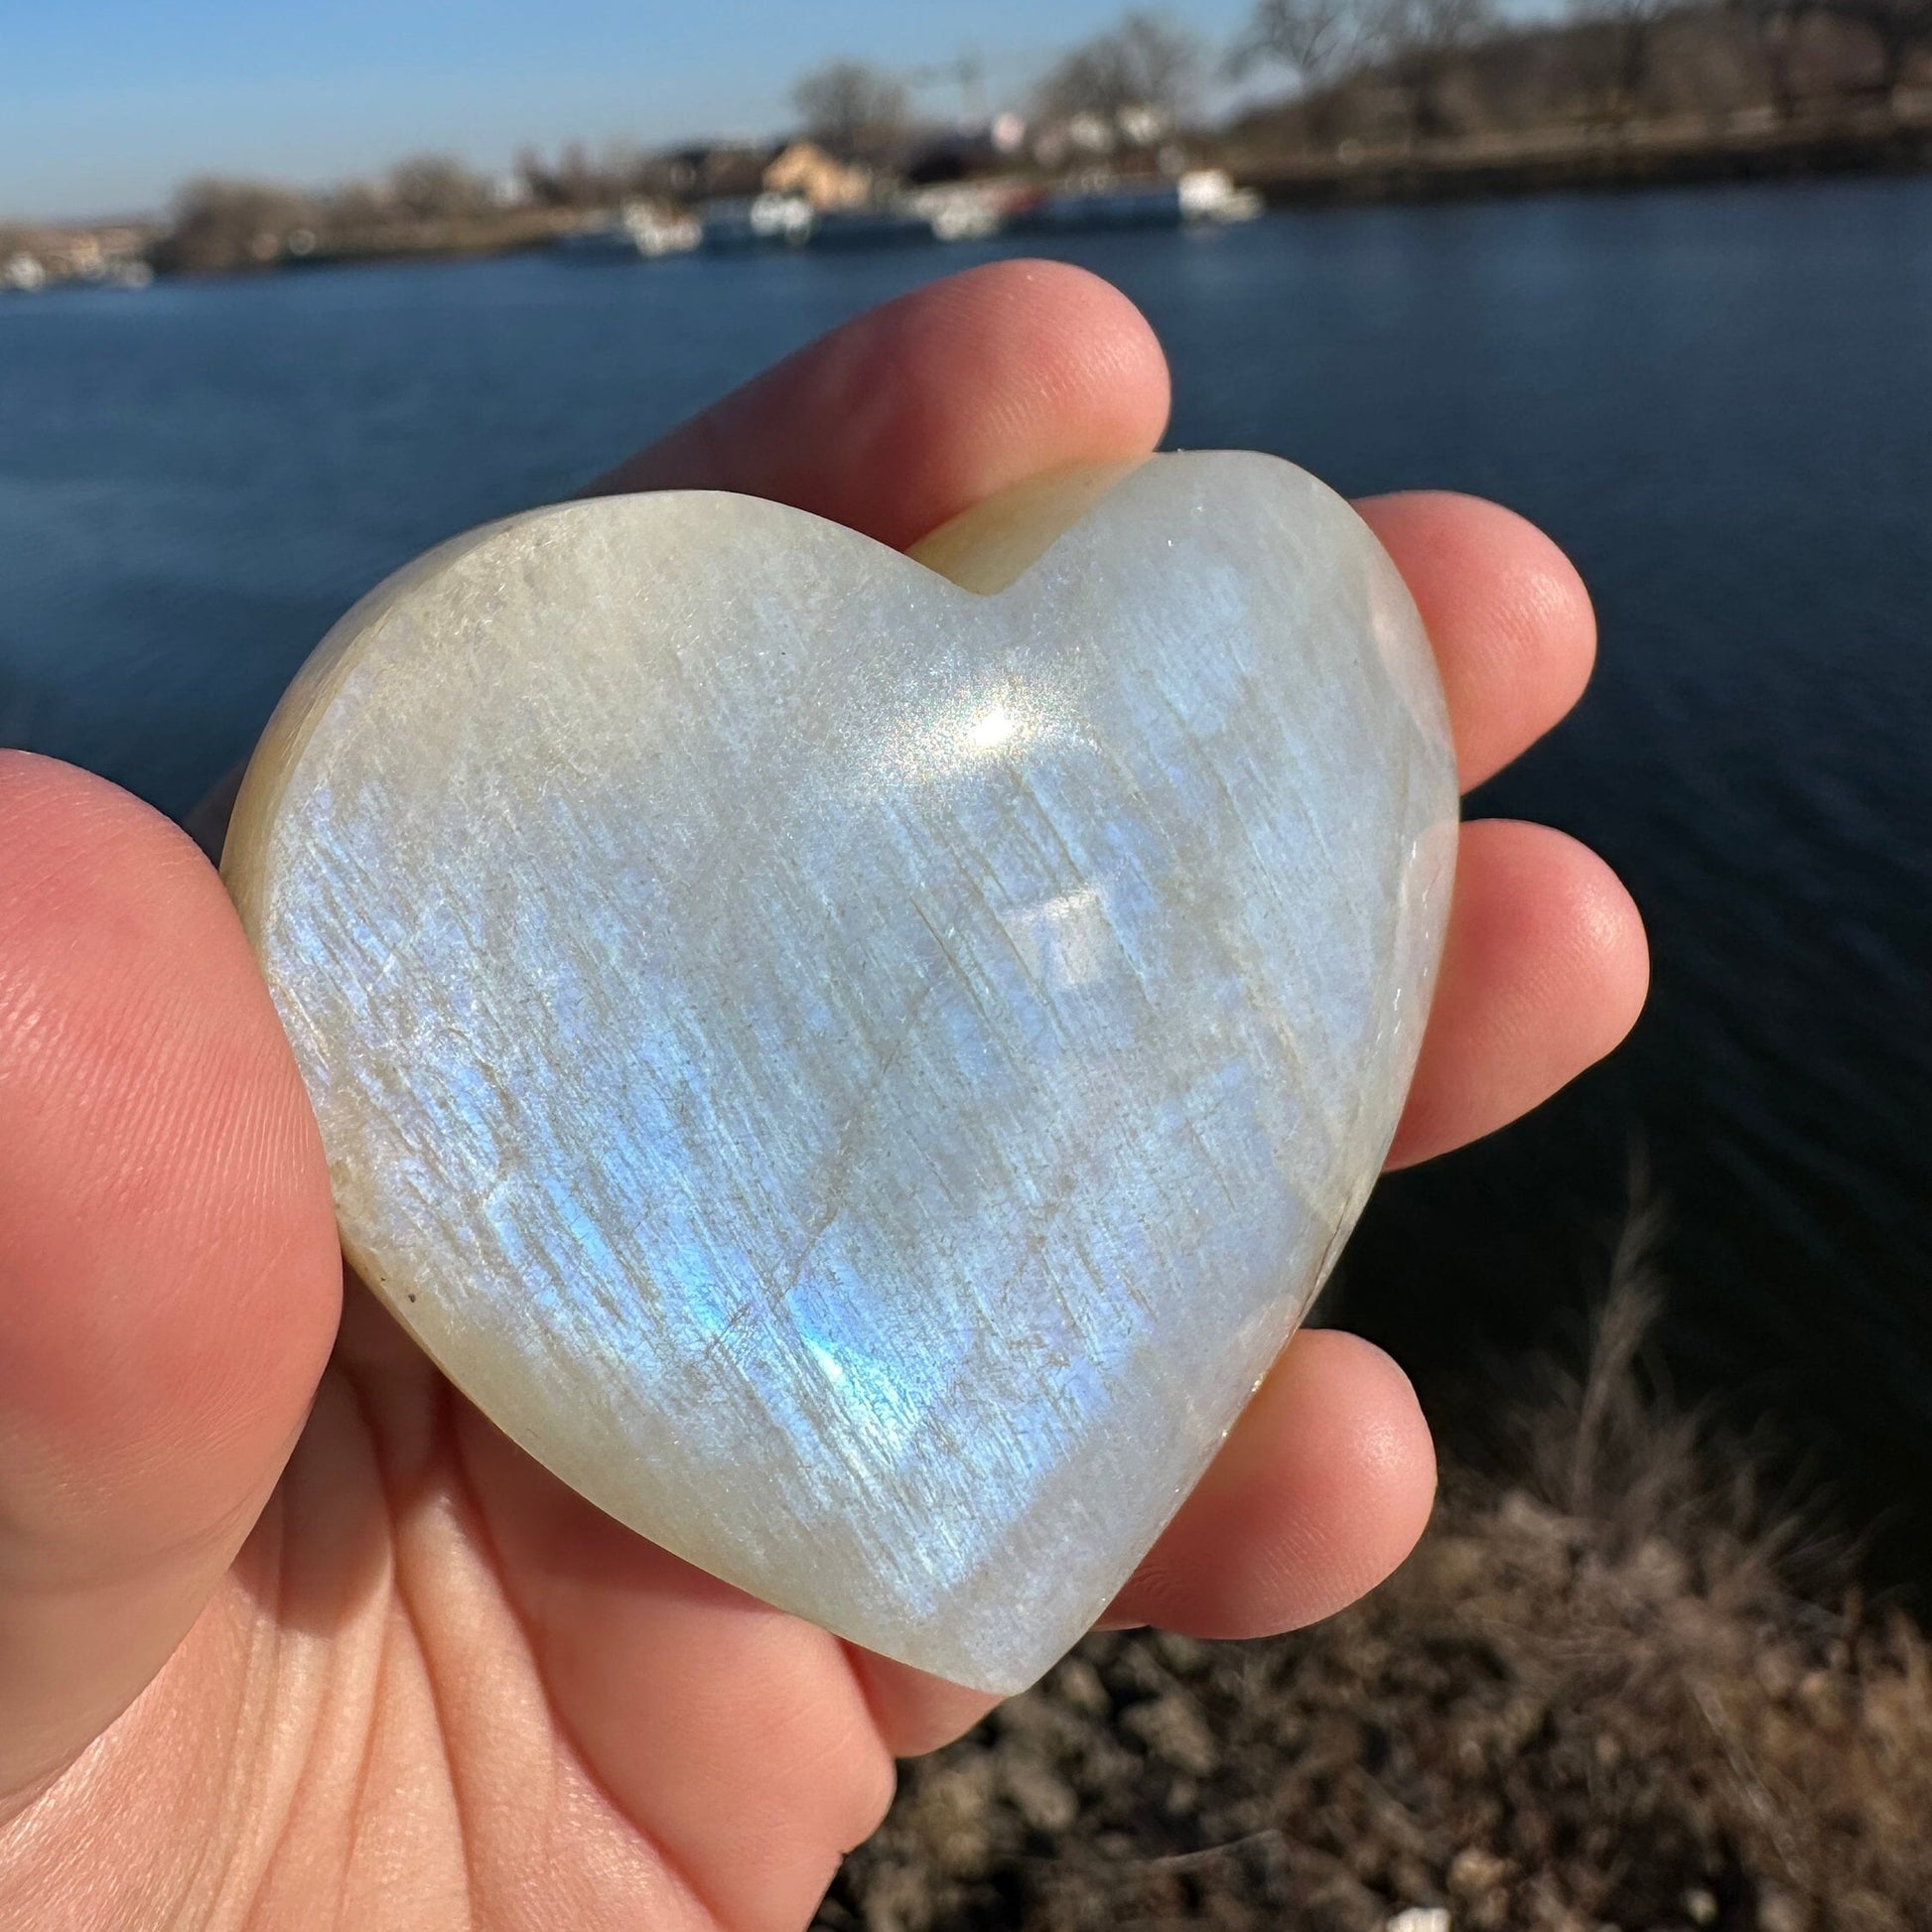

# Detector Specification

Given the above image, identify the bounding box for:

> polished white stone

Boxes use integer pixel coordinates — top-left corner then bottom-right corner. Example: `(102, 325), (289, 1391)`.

(223, 453), (1457, 1693)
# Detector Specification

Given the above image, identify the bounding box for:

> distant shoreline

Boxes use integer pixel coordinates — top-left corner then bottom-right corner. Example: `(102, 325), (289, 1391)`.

(8, 107), (1928, 288)
(215, 112), (1932, 278)
(1228, 100), (1932, 207)
(234, 123), (1932, 279)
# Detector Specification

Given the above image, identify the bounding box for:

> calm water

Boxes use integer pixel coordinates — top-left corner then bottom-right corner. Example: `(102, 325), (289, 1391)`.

(4, 179), (1929, 1575)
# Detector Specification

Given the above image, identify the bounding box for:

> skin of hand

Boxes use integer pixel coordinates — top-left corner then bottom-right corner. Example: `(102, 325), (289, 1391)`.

(0, 262), (1647, 1931)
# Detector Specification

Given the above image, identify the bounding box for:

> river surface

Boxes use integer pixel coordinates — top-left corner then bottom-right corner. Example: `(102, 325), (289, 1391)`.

(4, 177), (1929, 1578)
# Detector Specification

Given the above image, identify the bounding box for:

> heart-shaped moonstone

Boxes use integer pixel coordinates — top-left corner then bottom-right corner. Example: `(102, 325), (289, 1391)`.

(223, 452), (1456, 1692)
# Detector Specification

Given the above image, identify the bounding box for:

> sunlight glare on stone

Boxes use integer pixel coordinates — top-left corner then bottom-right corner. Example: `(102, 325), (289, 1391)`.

(964, 701), (1018, 752)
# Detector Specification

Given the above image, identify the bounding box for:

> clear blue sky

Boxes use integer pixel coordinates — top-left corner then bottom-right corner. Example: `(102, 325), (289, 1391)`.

(2, 0), (1284, 220)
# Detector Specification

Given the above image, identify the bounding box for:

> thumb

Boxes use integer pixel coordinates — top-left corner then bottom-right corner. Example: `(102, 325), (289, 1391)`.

(0, 753), (340, 1806)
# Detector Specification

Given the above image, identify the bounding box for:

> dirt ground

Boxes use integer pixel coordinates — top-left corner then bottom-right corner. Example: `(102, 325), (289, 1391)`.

(815, 1271), (1932, 1932)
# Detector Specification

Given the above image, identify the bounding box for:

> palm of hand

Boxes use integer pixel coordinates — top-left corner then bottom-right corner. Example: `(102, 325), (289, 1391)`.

(0, 264), (1644, 1931)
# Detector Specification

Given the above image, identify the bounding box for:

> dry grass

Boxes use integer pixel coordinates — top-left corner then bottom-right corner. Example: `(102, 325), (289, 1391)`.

(818, 1210), (1932, 1931)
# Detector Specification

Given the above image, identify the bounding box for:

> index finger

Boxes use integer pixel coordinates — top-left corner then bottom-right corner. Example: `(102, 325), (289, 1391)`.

(588, 258), (1172, 547)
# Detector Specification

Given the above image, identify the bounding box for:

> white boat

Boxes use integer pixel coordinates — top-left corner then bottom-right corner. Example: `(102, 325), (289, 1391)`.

(802, 186), (1017, 250)
(555, 204), (701, 262)
(906, 184), (1012, 242)
(698, 194), (814, 251)
(1180, 169), (1264, 223)
(1021, 169), (1262, 234)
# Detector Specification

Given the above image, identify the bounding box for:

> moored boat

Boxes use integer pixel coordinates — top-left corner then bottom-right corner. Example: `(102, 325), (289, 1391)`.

(1017, 169), (1262, 234)
(555, 204), (701, 262)
(698, 193), (814, 251)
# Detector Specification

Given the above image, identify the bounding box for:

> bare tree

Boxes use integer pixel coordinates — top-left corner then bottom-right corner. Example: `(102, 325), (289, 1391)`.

(1813, 0), (1932, 102)
(1231, 0), (1368, 93)
(1730, 0), (1810, 116)
(1568, 0), (1678, 119)
(1230, 0), (1370, 146)
(517, 142), (626, 209)
(791, 60), (912, 163)
(386, 155), (491, 220)
(1036, 11), (1205, 132)
(156, 177), (320, 273)
(1362, 0), (1499, 139)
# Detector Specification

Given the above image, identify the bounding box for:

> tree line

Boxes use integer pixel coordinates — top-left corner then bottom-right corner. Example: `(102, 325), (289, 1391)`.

(1229, 0), (1931, 139)
(786, 0), (1931, 161)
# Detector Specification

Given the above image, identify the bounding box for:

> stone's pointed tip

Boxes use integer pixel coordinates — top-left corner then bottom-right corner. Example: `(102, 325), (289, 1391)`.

(236, 452), (1456, 1672)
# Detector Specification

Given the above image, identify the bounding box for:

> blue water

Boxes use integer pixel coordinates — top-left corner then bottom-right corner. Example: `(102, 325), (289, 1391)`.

(4, 178), (1930, 1576)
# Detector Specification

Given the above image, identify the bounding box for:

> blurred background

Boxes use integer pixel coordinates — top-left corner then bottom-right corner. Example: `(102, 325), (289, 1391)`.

(4, 3), (1931, 1920)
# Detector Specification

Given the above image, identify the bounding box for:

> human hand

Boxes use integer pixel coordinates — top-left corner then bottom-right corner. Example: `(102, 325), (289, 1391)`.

(0, 262), (1646, 1930)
